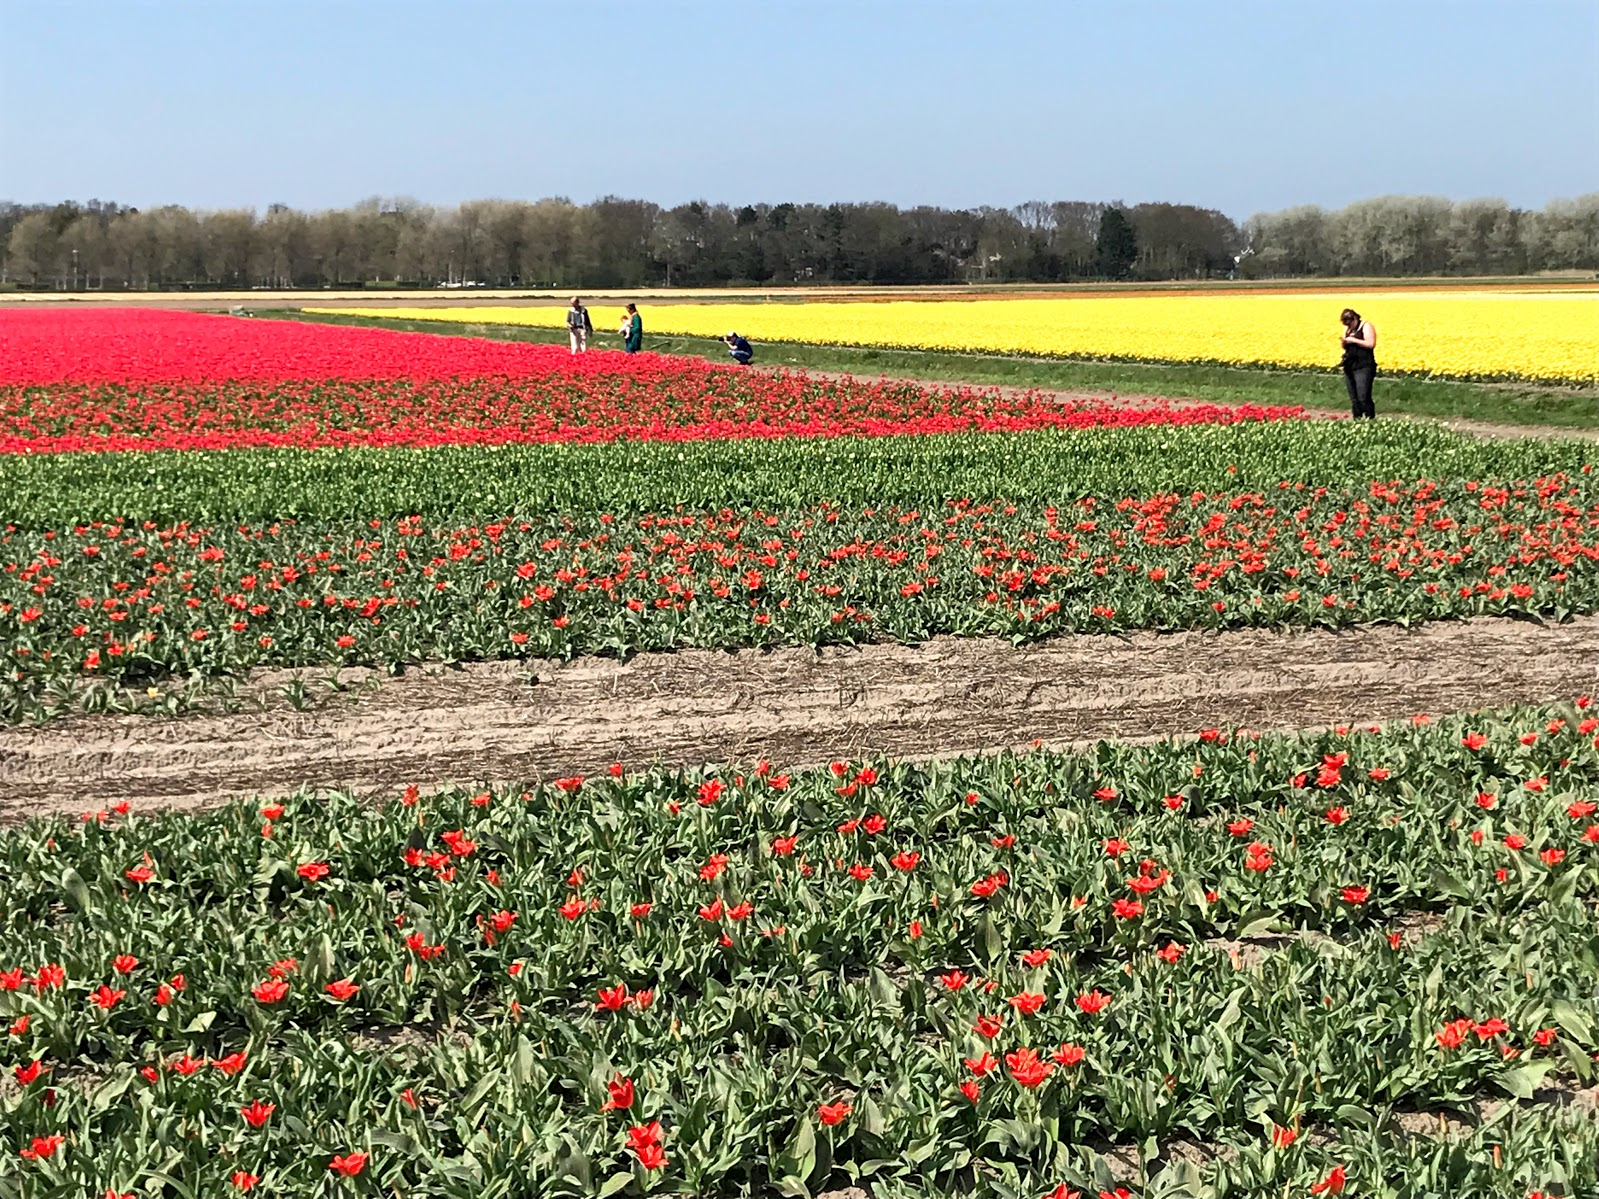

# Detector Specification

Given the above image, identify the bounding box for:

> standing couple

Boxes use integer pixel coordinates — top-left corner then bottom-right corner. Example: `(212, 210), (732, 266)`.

(564, 298), (751, 365)
(565, 298), (643, 355)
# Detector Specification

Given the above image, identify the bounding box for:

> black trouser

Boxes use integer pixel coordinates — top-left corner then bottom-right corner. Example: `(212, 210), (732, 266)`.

(1343, 364), (1376, 419)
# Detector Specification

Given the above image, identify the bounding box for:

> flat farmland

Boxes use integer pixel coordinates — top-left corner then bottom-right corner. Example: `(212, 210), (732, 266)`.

(3, 305), (1599, 1198)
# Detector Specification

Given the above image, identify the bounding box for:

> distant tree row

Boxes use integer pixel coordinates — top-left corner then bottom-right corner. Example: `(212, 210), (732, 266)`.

(1241, 195), (1599, 278)
(1, 192), (1594, 291)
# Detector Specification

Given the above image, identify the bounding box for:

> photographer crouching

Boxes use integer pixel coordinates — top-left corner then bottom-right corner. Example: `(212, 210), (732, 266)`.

(724, 331), (754, 365)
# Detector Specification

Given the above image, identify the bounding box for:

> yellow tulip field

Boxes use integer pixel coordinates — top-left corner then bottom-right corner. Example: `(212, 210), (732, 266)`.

(314, 288), (1598, 384)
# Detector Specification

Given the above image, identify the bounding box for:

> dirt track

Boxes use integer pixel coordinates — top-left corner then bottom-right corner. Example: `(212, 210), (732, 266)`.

(4, 615), (1597, 822)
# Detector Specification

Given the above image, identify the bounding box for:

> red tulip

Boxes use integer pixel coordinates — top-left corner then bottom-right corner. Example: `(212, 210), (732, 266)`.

(213, 1052), (248, 1076)
(251, 980), (289, 1004)
(600, 1074), (635, 1112)
(941, 970), (971, 991)
(1052, 1042), (1086, 1066)
(1004, 1047), (1054, 1088)
(634, 1142), (667, 1170)
(816, 1101), (852, 1126)
(19, 1134), (64, 1160)
(1310, 1165), (1347, 1195)
(328, 1152), (368, 1177)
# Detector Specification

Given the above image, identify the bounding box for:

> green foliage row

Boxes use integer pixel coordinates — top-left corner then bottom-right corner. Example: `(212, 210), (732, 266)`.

(1, 421), (1589, 528)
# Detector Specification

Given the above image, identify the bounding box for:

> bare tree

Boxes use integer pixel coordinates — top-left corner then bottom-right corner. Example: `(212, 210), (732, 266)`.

(5, 213), (58, 285)
(201, 210), (256, 286)
(256, 205), (311, 288)
(60, 215), (108, 287)
(1529, 194), (1599, 270)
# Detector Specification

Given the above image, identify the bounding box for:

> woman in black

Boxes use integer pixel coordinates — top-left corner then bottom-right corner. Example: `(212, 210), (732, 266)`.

(1339, 307), (1378, 419)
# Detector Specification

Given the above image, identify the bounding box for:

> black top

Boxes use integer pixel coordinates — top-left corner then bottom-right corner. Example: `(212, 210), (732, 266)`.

(1343, 322), (1376, 371)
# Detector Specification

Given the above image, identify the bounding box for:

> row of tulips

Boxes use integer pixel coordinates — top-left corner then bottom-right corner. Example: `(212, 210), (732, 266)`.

(5, 471), (1599, 717)
(3, 701), (1598, 1195)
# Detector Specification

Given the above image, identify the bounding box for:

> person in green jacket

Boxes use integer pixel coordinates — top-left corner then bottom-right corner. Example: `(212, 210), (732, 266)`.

(621, 303), (643, 354)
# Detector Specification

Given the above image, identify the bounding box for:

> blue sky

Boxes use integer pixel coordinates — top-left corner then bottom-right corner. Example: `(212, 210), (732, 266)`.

(1, 0), (1595, 217)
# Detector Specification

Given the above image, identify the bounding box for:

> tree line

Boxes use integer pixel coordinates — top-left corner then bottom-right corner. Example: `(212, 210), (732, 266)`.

(2, 192), (1594, 291)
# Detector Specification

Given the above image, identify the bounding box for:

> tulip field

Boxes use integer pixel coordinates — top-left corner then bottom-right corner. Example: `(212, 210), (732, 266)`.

(2, 306), (1599, 1197)
(311, 287), (1599, 385)
(0, 310), (1298, 455)
(4, 707), (1599, 1196)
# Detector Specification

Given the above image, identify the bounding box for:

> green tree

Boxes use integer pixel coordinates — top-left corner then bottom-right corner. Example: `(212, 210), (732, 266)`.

(1096, 206), (1138, 279)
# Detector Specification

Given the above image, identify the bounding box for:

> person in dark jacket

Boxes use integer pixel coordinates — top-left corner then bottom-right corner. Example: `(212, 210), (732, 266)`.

(1339, 308), (1378, 419)
(724, 331), (754, 365)
(621, 303), (643, 354)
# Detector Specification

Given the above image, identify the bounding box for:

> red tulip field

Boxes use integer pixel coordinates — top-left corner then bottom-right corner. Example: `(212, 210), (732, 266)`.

(0, 311), (1301, 453)
(1, 308), (1596, 1198)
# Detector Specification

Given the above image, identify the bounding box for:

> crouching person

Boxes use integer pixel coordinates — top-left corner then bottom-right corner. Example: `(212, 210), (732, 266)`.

(724, 331), (754, 365)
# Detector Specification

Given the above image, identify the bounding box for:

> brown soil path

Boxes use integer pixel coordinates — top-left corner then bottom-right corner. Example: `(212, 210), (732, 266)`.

(3, 615), (1596, 823)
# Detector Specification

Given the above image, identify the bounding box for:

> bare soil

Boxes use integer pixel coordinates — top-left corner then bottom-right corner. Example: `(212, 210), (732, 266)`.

(4, 615), (1597, 823)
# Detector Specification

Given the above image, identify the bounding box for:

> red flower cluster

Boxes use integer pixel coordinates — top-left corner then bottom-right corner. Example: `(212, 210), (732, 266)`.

(1433, 1014), (1550, 1054)
(0, 310), (1302, 454)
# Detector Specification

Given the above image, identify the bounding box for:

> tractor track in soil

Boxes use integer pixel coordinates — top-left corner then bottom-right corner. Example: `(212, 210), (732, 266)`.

(4, 614), (1598, 823)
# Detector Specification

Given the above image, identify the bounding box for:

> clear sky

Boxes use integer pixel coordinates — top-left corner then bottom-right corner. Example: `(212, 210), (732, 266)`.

(2, 0), (1595, 218)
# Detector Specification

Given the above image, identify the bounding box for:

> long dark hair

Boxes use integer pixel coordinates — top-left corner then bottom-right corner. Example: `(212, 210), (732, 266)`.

(1340, 307), (1362, 331)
